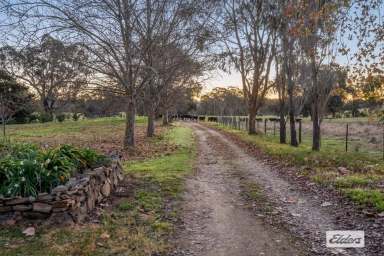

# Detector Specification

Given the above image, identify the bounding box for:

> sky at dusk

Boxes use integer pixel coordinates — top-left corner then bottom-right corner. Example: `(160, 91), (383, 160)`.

(204, 34), (362, 94)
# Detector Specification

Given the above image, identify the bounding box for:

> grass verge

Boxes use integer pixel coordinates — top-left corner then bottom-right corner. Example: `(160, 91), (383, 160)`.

(207, 122), (384, 213)
(0, 123), (195, 256)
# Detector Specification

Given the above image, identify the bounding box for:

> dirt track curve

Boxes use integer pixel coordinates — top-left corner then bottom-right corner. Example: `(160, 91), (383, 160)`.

(172, 122), (370, 256)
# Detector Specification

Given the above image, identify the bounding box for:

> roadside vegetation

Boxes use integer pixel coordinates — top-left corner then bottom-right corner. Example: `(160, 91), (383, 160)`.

(0, 142), (108, 197)
(0, 120), (195, 256)
(208, 122), (384, 212)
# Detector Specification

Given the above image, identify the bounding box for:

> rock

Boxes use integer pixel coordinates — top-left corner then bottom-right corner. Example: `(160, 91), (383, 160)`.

(51, 185), (68, 194)
(67, 189), (79, 195)
(104, 168), (111, 176)
(86, 196), (95, 211)
(321, 202), (332, 207)
(76, 195), (86, 203)
(5, 197), (30, 205)
(33, 202), (52, 213)
(65, 178), (78, 189)
(0, 161), (120, 224)
(94, 167), (105, 175)
(60, 194), (72, 200)
(117, 170), (124, 181)
(22, 227), (36, 236)
(37, 193), (54, 202)
(12, 204), (32, 211)
(22, 211), (49, 219)
(363, 210), (375, 217)
(0, 206), (12, 213)
(52, 199), (74, 211)
(4, 218), (16, 226)
(101, 182), (111, 197)
(378, 212), (384, 218)
(337, 167), (350, 175)
(71, 205), (88, 223)
(100, 232), (110, 240)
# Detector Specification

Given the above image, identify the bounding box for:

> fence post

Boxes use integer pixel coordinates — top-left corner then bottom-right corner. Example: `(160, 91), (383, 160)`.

(264, 119), (267, 134)
(382, 125), (384, 160)
(273, 120), (276, 136)
(345, 123), (349, 152)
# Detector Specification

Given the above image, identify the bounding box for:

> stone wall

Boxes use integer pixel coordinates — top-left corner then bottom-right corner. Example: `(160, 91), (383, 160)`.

(0, 159), (124, 224)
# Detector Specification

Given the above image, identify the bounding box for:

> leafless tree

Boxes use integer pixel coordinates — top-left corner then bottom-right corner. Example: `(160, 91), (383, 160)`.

(135, 0), (214, 136)
(275, 0), (301, 146)
(297, 0), (345, 150)
(0, 35), (89, 116)
(219, 0), (277, 134)
(2, 0), (158, 148)
(274, 56), (288, 144)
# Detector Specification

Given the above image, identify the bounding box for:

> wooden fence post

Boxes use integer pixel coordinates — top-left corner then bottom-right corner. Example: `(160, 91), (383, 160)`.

(264, 119), (267, 134)
(345, 123), (349, 152)
(273, 120), (276, 136)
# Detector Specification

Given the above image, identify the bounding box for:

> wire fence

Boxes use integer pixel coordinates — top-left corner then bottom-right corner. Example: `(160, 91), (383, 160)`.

(199, 115), (384, 160)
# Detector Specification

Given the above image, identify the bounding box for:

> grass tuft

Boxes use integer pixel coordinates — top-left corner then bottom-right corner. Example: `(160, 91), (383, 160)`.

(344, 189), (384, 212)
(209, 122), (384, 212)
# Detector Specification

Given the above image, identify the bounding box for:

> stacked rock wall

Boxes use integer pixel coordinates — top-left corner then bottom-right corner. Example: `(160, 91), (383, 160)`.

(0, 159), (124, 223)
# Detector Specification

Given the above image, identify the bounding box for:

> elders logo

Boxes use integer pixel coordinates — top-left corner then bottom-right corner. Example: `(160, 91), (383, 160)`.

(326, 231), (365, 248)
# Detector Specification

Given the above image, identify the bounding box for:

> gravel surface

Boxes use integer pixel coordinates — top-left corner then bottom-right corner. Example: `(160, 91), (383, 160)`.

(172, 123), (382, 256)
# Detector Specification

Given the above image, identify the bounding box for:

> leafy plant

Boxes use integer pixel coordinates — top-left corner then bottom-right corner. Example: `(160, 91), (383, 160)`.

(0, 143), (110, 197)
(78, 147), (110, 169)
(40, 147), (76, 185)
(56, 113), (66, 122)
(72, 113), (81, 121)
(39, 112), (53, 123)
(0, 157), (41, 197)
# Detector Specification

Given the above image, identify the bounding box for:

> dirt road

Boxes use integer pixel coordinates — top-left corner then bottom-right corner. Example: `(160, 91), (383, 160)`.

(173, 123), (370, 256)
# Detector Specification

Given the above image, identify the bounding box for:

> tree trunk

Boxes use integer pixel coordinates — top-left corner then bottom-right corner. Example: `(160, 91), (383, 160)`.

(286, 66), (298, 147)
(162, 111), (169, 126)
(312, 100), (321, 151)
(248, 109), (257, 134)
(2, 117), (5, 138)
(311, 58), (321, 151)
(147, 109), (155, 137)
(282, 24), (298, 147)
(124, 100), (136, 148)
(42, 97), (54, 118)
(279, 111), (286, 144)
(289, 109), (298, 147)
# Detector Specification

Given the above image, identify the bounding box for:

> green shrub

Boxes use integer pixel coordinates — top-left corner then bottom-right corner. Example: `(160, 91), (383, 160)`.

(72, 113), (81, 121)
(56, 113), (66, 122)
(0, 143), (110, 197)
(78, 147), (110, 169)
(28, 112), (40, 123)
(39, 112), (53, 123)
(0, 157), (43, 197)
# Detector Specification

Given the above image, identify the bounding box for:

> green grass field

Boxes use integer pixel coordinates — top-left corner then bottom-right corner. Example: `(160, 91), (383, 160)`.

(208, 122), (384, 212)
(0, 119), (196, 256)
(5, 116), (146, 145)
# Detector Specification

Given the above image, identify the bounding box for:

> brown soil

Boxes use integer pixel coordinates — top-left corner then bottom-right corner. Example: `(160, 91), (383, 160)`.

(172, 122), (375, 256)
